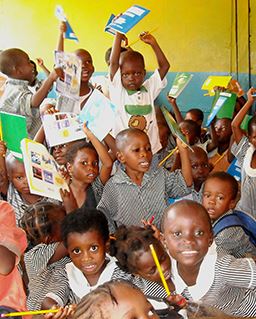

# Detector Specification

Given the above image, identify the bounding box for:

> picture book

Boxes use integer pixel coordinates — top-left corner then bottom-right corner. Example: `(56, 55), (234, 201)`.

(105, 5), (150, 35)
(0, 112), (27, 159)
(168, 73), (193, 98)
(42, 112), (85, 147)
(201, 75), (232, 96)
(55, 5), (79, 42)
(206, 91), (236, 126)
(104, 14), (116, 35)
(160, 106), (192, 150)
(55, 51), (81, 101)
(20, 138), (69, 201)
(227, 158), (241, 182)
(79, 89), (117, 141)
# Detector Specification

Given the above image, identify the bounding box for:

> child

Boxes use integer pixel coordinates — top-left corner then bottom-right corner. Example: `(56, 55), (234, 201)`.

(97, 128), (192, 232)
(0, 48), (59, 138)
(109, 31), (170, 154)
(21, 201), (69, 310)
(64, 124), (113, 209)
(202, 171), (256, 258)
(42, 207), (170, 309)
(161, 199), (256, 317)
(0, 200), (27, 313)
(231, 87), (256, 216)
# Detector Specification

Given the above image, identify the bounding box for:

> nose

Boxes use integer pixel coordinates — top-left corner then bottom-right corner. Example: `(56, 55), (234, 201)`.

(81, 250), (91, 261)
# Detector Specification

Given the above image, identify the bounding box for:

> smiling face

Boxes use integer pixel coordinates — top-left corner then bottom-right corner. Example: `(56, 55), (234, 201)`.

(75, 49), (94, 84)
(214, 118), (232, 143)
(202, 177), (236, 222)
(67, 230), (107, 286)
(162, 201), (213, 270)
(17, 52), (35, 83)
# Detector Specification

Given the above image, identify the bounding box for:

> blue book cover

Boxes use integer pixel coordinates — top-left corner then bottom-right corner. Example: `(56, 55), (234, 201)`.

(227, 158), (241, 182)
(105, 5), (150, 35)
(104, 14), (116, 35)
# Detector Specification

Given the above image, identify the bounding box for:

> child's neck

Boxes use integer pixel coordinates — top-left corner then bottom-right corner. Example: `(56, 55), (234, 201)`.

(125, 169), (145, 186)
(79, 81), (91, 96)
(70, 180), (91, 207)
(20, 192), (42, 205)
(84, 259), (108, 286)
(177, 262), (202, 286)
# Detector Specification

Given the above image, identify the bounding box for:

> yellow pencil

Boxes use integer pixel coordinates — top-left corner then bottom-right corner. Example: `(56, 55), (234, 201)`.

(0, 309), (60, 317)
(127, 27), (158, 47)
(149, 244), (171, 296)
(158, 147), (178, 167)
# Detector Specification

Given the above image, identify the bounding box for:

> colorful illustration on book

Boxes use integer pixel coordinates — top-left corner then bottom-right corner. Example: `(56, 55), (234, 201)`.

(105, 5), (150, 35)
(201, 75), (232, 96)
(55, 51), (82, 101)
(0, 111), (27, 159)
(79, 89), (117, 141)
(20, 138), (69, 201)
(168, 73), (193, 98)
(55, 5), (79, 42)
(206, 91), (236, 127)
(42, 112), (85, 147)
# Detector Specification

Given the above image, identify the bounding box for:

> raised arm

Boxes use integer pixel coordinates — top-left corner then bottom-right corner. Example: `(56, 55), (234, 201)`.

(109, 32), (123, 81)
(36, 58), (50, 77)
(231, 87), (256, 144)
(0, 245), (16, 275)
(140, 32), (170, 80)
(83, 123), (113, 185)
(0, 141), (8, 195)
(167, 96), (184, 123)
(56, 21), (66, 52)
(177, 138), (193, 187)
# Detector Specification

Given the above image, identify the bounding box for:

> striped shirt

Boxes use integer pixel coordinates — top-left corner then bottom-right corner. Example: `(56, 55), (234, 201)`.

(172, 245), (256, 317)
(24, 242), (70, 310)
(97, 166), (191, 232)
(0, 78), (41, 138)
(213, 209), (256, 258)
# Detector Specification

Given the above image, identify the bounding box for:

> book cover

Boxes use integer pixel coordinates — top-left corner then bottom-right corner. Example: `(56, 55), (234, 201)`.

(55, 51), (82, 101)
(206, 91), (236, 127)
(0, 112), (27, 159)
(104, 14), (116, 35)
(105, 5), (150, 35)
(79, 89), (117, 141)
(201, 75), (232, 96)
(227, 158), (241, 182)
(55, 5), (79, 42)
(168, 73), (193, 98)
(42, 112), (85, 147)
(160, 106), (192, 150)
(20, 138), (69, 201)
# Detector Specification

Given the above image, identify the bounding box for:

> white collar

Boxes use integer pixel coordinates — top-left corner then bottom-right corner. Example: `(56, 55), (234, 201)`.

(65, 254), (117, 298)
(171, 243), (217, 301)
(243, 144), (256, 177)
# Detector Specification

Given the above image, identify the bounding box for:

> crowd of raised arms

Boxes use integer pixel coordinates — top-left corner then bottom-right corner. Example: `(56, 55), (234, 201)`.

(0, 20), (256, 319)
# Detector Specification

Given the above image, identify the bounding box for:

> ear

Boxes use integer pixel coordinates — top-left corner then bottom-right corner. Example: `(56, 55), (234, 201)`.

(116, 151), (125, 164)
(66, 162), (72, 175)
(208, 232), (214, 247)
(229, 199), (236, 210)
(105, 239), (110, 254)
(160, 233), (168, 251)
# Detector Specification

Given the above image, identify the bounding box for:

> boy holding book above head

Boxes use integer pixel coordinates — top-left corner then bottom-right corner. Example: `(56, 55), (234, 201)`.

(109, 31), (170, 155)
(97, 128), (192, 232)
(0, 48), (60, 138)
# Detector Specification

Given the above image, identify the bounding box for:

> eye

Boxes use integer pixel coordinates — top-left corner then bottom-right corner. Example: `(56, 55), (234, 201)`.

(72, 248), (81, 255)
(135, 72), (142, 77)
(159, 253), (166, 263)
(173, 231), (182, 238)
(146, 146), (151, 152)
(82, 161), (88, 166)
(121, 73), (128, 78)
(217, 195), (224, 200)
(92, 161), (99, 167)
(203, 193), (210, 198)
(192, 164), (198, 170)
(16, 176), (24, 181)
(132, 148), (140, 152)
(90, 245), (98, 252)
(195, 230), (204, 237)
(148, 266), (156, 275)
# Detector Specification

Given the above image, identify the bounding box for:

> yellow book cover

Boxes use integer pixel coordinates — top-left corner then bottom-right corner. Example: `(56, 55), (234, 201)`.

(201, 76), (232, 96)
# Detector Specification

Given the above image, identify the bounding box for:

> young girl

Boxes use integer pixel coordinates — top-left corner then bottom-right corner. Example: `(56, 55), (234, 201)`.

(231, 87), (256, 216)
(64, 123), (113, 209)
(161, 199), (256, 317)
(20, 201), (69, 310)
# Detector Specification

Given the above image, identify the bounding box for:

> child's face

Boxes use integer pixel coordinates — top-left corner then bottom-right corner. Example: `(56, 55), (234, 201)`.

(162, 205), (213, 269)
(106, 284), (159, 319)
(117, 133), (152, 174)
(67, 230), (107, 284)
(9, 161), (30, 194)
(120, 60), (146, 91)
(179, 122), (197, 145)
(185, 112), (201, 126)
(18, 52), (35, 83)
(214, 119), (232, 143)
(158, 124), (170, 149)
(190, 151), (210, 187)
(68, 148), (99, 184)
(52, 143), (73, 166)
(202, 178), (236, 222)
(134, 242), (171, 284)
(248, 125), (256, 148)
(75, 50), (94, 83)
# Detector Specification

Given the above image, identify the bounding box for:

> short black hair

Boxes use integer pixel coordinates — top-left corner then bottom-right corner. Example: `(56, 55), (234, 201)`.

(204, 171), (238, 200)
(187, 108), (204, 122)
(180, 119), (201, 138)
(105, 46), (128, 65)
(0, 48), (27, 77)
(61, 207), (109, 247)
(65, 139), (97, 164)
(120, 50), (145, 68)
(115, 128), (148, 152)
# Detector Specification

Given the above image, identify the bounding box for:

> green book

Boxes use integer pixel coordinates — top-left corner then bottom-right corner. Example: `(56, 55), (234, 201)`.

(0, 112), (27, 159)
(168, 73), (193, 98)
(240, 114), (252, 131)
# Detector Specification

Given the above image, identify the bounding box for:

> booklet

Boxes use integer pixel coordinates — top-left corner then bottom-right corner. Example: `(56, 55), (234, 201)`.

(0, 112), (27, 159)
(55, 5), (79, 42)
(227, 158), (241, 182)
(79, 89), (117, 141)
(42, 112), (85, 147)
(206, 91), (236, 127)
(168, 73), (193, 98)
(54, 51), (82, 101)
(105, 5), (150, 35)
(160, 106), (192, 150)
(20, 138), (69, 201)
(201, 75), (232, 96)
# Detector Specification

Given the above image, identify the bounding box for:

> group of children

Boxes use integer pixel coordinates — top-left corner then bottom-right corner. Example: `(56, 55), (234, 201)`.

(0, 19), (256, 319)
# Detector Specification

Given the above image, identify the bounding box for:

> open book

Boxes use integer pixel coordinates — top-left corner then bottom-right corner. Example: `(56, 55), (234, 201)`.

(105, 5), (150, 35)
(0, 111), (27, 159)
(20, 138), (69, 201)
(168, 73), (193, 98)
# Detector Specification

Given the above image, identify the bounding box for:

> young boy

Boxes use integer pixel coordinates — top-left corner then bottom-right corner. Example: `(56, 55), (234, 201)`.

(97, 128), (192, 232)
(109, 31), (170, 154)
(161, 200), (256, 317)
(42, 207), (168, 309)
(0, 48), (59, 138)
(202, 171), (256, 258)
